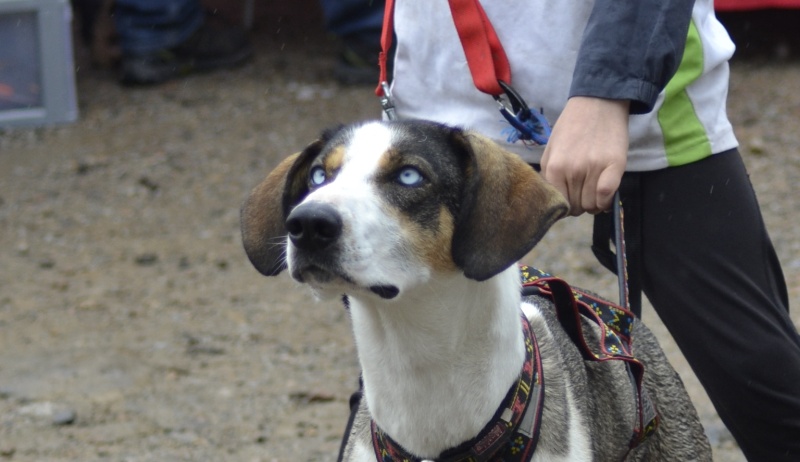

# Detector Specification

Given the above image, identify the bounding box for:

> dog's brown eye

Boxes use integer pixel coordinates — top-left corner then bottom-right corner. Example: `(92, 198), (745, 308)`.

(397, 166), (424, 187)
(309, 166), (327, 187)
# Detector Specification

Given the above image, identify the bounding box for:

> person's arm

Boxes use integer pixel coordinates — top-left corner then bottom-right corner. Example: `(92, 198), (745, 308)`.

(541, 0), (694, 216)
(570, 0), (695, 114)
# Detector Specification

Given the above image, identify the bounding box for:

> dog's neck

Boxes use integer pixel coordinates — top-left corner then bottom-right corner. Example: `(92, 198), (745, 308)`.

(347, 266), (526, 458)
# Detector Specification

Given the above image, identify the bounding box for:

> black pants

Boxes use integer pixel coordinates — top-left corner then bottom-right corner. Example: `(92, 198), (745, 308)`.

(612, 149), (800, 461)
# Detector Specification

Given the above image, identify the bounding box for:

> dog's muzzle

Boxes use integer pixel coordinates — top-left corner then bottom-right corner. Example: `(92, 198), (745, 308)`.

(286, 202), (343, 251)
(285, 202), (400, 300)
(285, 201), (344, 284)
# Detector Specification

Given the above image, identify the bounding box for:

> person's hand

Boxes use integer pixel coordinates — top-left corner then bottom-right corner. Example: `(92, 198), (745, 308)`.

(540, 96), (630, 216)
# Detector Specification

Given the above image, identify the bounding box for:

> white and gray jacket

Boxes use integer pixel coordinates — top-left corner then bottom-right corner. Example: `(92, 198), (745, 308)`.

(387, 0), (738, 171)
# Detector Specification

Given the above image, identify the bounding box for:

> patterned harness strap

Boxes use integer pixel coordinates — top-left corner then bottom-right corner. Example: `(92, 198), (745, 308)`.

(519, 265), (660, 449)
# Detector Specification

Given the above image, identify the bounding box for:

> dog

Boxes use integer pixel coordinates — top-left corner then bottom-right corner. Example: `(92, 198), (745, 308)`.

(241, 120), (712, 461)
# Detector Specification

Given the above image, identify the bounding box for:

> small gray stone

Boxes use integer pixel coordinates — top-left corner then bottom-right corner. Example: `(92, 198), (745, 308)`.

(52, 408), (77, 426)
(0, 445), (16, 458)
(134, 253), (159, 266)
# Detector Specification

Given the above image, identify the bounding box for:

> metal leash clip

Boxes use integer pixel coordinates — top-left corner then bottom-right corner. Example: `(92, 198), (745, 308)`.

(379, 81), (398, 121)
(494, 80), (551, 145)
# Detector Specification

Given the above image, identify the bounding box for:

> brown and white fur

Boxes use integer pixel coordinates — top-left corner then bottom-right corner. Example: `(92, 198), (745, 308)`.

(241, 120), (712, 461)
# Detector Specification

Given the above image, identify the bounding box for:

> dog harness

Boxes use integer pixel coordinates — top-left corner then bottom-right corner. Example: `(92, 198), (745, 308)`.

(519, 265), (660, 451)
(371, 311), (545, 462)
(369, 266), (659, 461)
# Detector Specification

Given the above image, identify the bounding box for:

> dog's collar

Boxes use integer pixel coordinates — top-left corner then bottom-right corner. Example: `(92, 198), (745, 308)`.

(370, 312), (544, 462)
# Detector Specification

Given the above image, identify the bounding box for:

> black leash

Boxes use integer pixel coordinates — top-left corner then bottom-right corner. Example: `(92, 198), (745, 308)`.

(593, 177), (643, 317)
(613, 190), (630, 311)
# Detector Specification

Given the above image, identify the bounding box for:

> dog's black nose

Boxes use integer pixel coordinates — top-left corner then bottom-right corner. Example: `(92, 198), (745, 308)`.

(285, 202), (343, 251)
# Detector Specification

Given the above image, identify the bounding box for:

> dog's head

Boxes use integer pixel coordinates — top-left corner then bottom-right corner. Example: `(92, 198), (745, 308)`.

(241, 120), (568, 300)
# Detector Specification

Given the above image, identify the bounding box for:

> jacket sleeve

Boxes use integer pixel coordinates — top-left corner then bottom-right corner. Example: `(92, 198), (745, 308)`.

(568, 0), (695, 114)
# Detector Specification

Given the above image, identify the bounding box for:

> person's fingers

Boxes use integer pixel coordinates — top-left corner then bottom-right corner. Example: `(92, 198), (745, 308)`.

(552, 158), (624, 216)
(580, 165), (600, 215)
(594, 161), (625, 213)
(566, 167), (587, 216)
(542, 148), (580, 216)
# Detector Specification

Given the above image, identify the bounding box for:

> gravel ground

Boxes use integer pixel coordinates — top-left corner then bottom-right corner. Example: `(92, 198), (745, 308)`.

(1, 22), (798, 462)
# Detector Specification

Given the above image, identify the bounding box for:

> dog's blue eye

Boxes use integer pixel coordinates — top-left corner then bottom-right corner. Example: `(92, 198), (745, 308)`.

(397, 167), (423, 186)
(309, 166), (327, 186)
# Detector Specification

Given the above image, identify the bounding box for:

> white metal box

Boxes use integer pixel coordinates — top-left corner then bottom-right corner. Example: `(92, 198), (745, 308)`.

(0, 0), (78, 127)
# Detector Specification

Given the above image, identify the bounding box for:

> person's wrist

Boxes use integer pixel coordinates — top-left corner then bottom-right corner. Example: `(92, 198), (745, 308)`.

(568, 96), (630, 115)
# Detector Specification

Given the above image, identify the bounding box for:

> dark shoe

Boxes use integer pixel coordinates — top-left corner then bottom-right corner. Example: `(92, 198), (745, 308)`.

(334, 36), (380, 86)
(120, 18), (253, 85)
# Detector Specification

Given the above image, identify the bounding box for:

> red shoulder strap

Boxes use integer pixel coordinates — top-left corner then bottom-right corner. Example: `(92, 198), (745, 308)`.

(447, 0), (510, 95)
(375, 0), (395, 96)
(376, 0), (512, 97)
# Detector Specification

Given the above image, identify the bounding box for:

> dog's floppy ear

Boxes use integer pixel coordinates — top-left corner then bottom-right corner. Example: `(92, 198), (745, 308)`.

(451, 132), (569, 281)
(240, 140), (324, 276)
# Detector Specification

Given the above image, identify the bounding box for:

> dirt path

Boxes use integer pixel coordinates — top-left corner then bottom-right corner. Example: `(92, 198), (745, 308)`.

(1, 26), (798, 462)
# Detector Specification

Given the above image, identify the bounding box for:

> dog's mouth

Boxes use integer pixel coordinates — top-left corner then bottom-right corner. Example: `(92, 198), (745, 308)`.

(292, 263), (344, 285)
(292, 263), (399, 300)
(369, 285), (400, 300)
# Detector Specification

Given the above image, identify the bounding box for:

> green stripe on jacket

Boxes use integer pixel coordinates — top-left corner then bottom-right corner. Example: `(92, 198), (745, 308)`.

(658, 21), (713, 166)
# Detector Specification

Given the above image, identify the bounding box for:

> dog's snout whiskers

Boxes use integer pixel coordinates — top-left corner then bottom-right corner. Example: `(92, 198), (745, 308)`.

(286, 202), (343, 251)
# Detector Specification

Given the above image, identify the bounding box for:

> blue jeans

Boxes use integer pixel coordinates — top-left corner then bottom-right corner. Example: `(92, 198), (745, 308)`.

(114, 0), (385, 55)
(318, 0), (384, 43)
(114, 0), (204, 55)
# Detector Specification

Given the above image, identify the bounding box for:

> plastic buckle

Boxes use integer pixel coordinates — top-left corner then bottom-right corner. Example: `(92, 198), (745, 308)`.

(494, 80), (551, 145)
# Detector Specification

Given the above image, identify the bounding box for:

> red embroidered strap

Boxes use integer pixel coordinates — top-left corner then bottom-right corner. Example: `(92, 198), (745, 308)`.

(376, 0), (512, 97)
